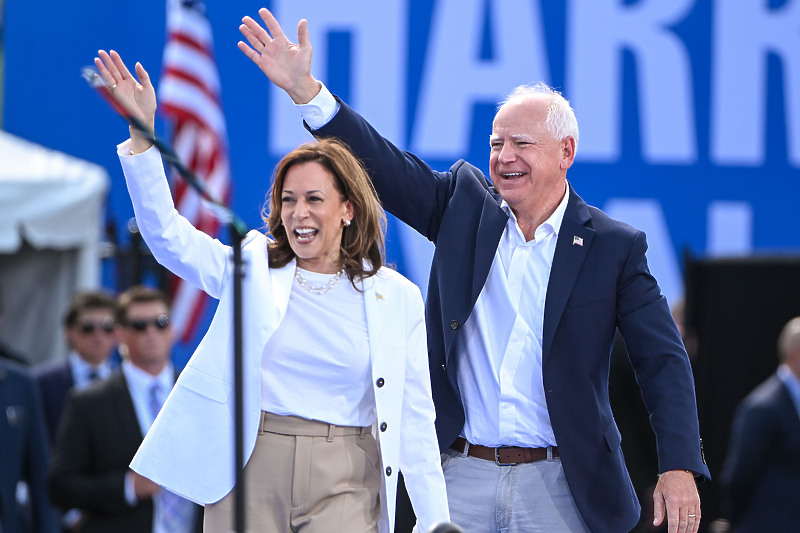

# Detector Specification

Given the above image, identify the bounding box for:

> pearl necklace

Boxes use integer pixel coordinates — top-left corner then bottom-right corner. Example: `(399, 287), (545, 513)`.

(294, 268), (345, 295)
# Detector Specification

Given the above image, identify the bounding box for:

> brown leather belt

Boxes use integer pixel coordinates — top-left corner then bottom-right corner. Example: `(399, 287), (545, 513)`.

(451, 437), (558, 466)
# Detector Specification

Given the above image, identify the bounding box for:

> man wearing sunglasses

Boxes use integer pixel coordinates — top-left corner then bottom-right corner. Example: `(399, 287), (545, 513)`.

(49, 286), (202, 533)
(34, 290), (118, 445)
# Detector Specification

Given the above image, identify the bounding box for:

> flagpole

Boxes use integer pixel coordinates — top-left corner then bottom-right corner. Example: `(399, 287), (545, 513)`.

(82, 68), (248, 533)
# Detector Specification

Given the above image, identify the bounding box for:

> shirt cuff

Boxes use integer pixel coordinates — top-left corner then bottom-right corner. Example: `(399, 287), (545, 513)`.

(296, 83), (339, 130)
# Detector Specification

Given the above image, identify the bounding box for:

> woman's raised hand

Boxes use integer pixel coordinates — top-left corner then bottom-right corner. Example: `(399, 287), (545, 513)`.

(95, 50), (156, 153)
(238, 8), (320, 104)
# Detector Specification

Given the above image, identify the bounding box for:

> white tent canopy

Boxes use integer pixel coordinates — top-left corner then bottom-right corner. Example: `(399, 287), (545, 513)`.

(0, 130), (109, 364)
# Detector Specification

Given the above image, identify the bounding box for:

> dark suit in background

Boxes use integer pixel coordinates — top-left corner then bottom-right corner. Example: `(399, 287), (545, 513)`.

(722, 371), (800, 532)
(49, 371), (153, 533)
(33, 361), (74, 444)
(0, 359), (59, 533)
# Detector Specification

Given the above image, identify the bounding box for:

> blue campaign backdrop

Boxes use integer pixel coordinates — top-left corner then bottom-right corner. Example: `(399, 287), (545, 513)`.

(4, 0), (799, 363)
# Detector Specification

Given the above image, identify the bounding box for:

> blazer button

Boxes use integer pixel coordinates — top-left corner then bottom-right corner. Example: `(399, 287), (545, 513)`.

(376, 377), (385, 388)
(450, 320), (459, 330)
(385, 466), (392, 476)
(380, 422), (387, 432)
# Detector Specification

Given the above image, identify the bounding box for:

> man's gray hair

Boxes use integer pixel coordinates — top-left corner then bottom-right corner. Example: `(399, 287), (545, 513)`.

(499, 83), (579, 151)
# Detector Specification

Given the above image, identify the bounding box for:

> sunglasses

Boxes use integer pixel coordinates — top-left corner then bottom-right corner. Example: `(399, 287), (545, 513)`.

(126, 315), (170, 332)
(78, 318), (116, 334)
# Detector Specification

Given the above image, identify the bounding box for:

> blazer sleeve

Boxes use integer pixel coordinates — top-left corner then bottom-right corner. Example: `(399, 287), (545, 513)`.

(117, 140), (233, 300)
(396, 284), (450, 531)
(615, 230), (709, 479)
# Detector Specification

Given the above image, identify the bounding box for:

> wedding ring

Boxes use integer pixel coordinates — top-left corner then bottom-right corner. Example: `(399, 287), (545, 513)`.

(688, 514), (696, 518)
(109, 83), (117, 90)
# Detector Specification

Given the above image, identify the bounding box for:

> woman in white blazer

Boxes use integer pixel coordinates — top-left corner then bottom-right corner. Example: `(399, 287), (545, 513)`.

(95, 50), (449, 533)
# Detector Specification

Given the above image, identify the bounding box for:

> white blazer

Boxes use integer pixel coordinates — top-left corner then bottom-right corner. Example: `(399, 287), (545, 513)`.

(118, 142), (449, 533)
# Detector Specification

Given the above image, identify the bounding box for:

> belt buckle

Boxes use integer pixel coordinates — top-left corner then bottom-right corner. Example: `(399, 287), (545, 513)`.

(494, 445), (517, 466)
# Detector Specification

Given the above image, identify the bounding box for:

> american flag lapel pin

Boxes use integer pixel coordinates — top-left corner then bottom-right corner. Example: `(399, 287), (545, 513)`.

(573, 236), (584, 246)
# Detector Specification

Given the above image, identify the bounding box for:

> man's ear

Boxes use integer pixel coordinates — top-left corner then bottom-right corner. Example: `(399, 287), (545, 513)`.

(560, 137), (576, 170)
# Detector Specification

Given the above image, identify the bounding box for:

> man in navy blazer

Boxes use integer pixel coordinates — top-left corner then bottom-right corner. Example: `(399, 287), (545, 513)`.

(239, 9), (709, 532)
(0, 359), (59, 533)
(721, 316), (800, 532)
(34, 290), (118, 444)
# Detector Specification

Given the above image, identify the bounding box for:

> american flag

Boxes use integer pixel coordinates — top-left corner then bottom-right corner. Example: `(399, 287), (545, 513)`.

(159, 0), (231, 343)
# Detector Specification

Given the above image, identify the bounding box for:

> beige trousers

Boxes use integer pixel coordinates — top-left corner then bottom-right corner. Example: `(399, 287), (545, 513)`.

(204, 412), (381, 533)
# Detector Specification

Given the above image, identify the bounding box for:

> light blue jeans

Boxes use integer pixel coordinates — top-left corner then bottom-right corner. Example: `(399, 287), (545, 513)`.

(441, 447), (591, 533)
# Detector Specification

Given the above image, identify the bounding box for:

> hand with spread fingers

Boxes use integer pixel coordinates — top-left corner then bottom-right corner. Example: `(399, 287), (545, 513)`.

(94, 50), (156, 154)
(653, 469), (701, 533)
(237, 7), (320, 104)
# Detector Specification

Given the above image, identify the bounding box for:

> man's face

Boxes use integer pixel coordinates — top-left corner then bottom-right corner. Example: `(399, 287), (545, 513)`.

(66, 308), (117, 366)
(489, 96), (573, 220)
(119, 301), (173, 375)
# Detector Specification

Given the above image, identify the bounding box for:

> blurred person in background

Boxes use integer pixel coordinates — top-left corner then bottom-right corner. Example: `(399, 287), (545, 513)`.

(722, 316), (800, 532)
(34, 290), (118, 443)
(0, 357), (59, 533)
(34, 290), (118, 531)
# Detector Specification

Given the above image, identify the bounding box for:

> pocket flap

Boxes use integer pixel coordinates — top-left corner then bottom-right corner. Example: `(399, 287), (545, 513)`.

(177, 367), (231, 404)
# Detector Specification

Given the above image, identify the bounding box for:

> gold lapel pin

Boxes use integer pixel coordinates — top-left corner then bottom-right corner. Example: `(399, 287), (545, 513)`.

(376, 293), (385, 300)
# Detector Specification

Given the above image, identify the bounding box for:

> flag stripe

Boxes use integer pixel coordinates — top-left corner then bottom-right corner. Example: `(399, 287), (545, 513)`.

(159, 0), (231, 343)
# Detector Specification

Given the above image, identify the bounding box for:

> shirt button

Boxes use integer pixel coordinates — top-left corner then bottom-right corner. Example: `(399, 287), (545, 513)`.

(380, 422), (387, 432)
(376, 378), (385, 388)
(450, 320), (459, 330)
(385, 466), (392, 476)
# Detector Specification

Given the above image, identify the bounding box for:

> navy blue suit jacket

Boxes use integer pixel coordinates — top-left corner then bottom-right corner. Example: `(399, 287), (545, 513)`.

(313, 98), (709, 532)
(722, 373), (800, 532)
(33, 360), (74, 444)
(0, 359), (59, 533)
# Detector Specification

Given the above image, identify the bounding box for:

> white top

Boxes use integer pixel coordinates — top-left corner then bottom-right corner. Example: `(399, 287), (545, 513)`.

(260, 268), (373, 426)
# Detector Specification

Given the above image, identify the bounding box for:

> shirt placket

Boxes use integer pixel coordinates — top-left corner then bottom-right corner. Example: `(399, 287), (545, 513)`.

(498, 244), (531, 440)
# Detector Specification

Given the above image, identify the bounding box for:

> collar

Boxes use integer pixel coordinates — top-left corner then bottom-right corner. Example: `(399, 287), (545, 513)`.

(69, 351), (112, 380)
(500, 183), (570, 239)
(121, 358), (174, 393)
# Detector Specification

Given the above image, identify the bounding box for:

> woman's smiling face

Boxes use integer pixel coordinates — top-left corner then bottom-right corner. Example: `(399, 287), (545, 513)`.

(280, 161), (353, 274)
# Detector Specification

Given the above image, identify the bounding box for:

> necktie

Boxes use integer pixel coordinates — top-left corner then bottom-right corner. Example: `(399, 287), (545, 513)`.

(148, 382), (162, 421)
(88, 369), (99, 382)
(148, 382), (194, 532)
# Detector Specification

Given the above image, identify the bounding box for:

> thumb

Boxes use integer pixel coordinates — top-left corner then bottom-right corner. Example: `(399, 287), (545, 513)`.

(297, 19), (310, 48)
(652, 490), (665, 526)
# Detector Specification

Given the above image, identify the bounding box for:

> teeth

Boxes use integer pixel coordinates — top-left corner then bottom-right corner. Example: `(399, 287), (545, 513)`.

(503, 172), (524, 177)
(296, 228), (316, 235)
